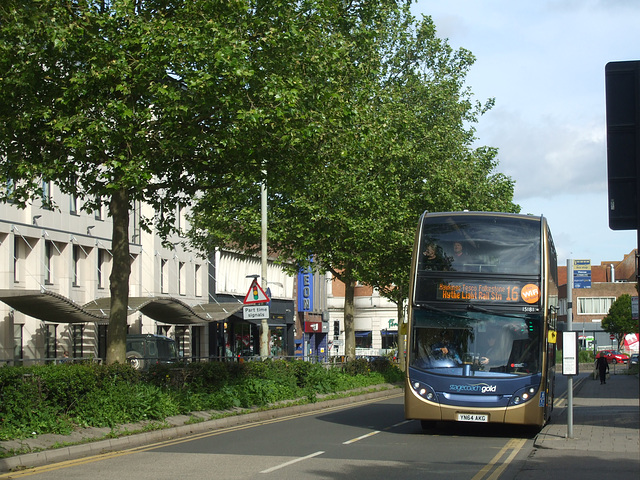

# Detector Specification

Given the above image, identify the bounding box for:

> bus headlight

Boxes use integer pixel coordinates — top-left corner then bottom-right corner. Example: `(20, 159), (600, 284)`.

(509, 385), (538, 406)
(411, 381), (438, 402)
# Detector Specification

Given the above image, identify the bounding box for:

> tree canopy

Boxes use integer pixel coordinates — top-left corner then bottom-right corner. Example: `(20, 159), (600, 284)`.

(602, 294), (639, 348)
(0, 0), (378, 363)
(1, 0), (517, 362)
(187, 6), (518, 359)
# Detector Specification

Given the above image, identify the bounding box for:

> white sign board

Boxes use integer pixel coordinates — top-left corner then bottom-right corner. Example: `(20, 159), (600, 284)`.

(243, 305), (269, 320)
(562, 331), (579, 376)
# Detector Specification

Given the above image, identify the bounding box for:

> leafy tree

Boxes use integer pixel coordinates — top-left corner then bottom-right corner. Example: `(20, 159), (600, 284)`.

(188, 6), (517, 360)
(602, 294), (639, 348)
(0, 0), (356, 363)
(355, 16), (517, 364)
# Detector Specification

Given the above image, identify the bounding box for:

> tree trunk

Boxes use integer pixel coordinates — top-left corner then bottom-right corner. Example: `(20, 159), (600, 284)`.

(343, 277), (356, 361)
(106, 188), (131, 365)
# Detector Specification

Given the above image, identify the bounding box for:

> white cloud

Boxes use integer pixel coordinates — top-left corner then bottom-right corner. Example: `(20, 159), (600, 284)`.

(476, 109), (606, 200)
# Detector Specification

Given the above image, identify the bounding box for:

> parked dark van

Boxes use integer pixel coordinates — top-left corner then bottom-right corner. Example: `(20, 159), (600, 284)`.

(126, 334), (178, 370)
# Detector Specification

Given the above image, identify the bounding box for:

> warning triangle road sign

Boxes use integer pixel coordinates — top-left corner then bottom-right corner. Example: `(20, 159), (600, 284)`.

(243, 278), (270, 304)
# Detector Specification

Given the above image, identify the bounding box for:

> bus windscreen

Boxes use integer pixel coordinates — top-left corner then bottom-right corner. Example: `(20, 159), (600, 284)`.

(410, 309), (541, 377)
(419, 215), (541, 275)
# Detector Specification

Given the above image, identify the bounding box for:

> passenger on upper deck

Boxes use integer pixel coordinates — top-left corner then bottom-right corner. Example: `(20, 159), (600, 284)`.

(421, 243), (450, 271)
(452, 241), (471, 270)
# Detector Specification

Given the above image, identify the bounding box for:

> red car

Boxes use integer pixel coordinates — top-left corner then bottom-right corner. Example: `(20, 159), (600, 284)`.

(596, 350), (630, 364)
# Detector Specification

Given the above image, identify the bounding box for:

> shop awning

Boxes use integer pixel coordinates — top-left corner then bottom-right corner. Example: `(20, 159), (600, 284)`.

(355, 331), (372, 337)
(0, 289), (106, 324)
(0, 289), (243, 325)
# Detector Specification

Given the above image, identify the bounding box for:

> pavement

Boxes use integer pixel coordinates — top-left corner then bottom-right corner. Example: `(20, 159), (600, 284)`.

(1, 370), (638, 477)
(533, 367), (639, 453)
(519, 366), (640, 479)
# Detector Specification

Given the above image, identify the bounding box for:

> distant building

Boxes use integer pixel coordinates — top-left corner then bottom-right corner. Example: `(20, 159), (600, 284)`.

(328, 279), (399, 358)
(558, 251), (638, 353)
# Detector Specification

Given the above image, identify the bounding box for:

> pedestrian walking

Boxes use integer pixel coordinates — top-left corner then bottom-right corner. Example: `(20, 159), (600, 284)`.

(595, 354), (609, 384)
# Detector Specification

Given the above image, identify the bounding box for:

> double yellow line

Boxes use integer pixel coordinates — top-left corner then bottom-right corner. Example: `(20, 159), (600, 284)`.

(471, 437), (527, 480)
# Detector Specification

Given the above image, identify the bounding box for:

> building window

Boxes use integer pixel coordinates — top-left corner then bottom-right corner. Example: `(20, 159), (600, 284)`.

(270, 326), (285, 356)
(192, 326), (202, 360)
(97, 325), (108, 362)
(44, 240), (53, 285)
(161, 259), (168, 293)
(381, 330), (398, 350)
(42, 180), (52, 209)
(94, 196), (104, 220)
(45, 324), (57, 360)
(72, 325), (84, 358)
(577, 297), (615, 315)
(73, 245), (80, 286)
(178, 262), (186, 295)
(355, 331), (372, 349)
(175, 326), (189, 359)
(194, 264), (202, 297)
(13, 324), (23, 362)
(97, 248), (107, 289)
(13, 237), (22, 284)
(70, 194), (78, 215)
(177, 205), (187, 236)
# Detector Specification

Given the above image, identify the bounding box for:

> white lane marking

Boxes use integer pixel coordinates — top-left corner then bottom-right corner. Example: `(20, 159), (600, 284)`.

(260, 450), (325, 474)
(343, 430), (381, 444)
(343, 419), (411, 445)
(387, 420), (412, 429)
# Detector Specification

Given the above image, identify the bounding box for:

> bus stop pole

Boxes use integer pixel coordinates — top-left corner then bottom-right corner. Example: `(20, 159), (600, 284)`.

(566, 259), (574, 439)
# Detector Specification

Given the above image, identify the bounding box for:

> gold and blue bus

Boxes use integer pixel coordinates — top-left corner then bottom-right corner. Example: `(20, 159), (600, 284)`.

(405, 211), (558, 429)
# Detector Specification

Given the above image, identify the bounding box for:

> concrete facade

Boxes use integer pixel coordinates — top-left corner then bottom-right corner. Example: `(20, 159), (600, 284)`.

(0, 182), (301, 363)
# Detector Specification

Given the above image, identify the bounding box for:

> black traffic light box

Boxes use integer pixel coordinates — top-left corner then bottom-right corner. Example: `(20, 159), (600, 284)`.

(605, 60), (640, 230)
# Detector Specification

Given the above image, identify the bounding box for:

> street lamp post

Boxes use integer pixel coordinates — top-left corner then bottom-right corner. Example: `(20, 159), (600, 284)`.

(260, 174), (269, 359)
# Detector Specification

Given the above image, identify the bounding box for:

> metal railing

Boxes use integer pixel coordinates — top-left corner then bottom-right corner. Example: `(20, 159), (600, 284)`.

(0, 357), (102, 367)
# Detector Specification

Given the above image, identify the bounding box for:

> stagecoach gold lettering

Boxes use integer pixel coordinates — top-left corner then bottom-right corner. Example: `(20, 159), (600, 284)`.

(437, 281), (536, 304)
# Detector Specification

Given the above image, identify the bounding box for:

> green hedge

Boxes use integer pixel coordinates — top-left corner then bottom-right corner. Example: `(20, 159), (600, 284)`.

(0, 358), (402, 442)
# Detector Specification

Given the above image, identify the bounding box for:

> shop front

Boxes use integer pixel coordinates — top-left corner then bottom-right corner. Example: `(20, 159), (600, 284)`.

(212, 296), (295, 359)
(305, 319), (329, 361)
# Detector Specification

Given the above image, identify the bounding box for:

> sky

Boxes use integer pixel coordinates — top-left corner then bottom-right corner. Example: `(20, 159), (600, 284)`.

(412, 0), (640, 266)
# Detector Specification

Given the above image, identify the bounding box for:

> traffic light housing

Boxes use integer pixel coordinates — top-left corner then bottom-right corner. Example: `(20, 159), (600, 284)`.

(605, 60), (640, 230)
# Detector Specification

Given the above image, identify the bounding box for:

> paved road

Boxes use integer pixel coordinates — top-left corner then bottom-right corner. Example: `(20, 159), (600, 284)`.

(1, 392), (537, 480)
(1, 371), (637, 479)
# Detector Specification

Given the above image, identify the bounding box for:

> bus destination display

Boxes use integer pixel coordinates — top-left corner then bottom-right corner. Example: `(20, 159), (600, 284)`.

(436, 281), (540, 305)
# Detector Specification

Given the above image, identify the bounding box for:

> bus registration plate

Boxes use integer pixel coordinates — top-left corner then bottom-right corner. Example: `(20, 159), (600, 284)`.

(457, 413), (488, 423)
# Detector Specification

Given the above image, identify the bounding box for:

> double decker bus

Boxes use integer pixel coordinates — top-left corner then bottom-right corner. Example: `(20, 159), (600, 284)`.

(405, 212), (558, 429)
